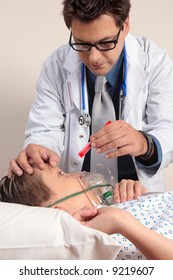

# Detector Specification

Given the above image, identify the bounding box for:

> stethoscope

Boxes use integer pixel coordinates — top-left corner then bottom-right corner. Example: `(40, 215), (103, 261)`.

(78, 45), (127, 127)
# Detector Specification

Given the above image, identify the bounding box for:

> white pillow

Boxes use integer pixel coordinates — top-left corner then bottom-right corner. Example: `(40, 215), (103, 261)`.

(0, 202), (121, 260)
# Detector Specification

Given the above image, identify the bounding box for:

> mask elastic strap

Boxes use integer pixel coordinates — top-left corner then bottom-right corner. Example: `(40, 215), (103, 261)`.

(46, 183), (112, 208)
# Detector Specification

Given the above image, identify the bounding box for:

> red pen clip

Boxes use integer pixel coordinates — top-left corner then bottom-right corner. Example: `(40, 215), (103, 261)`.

(78, 120), (112, 158)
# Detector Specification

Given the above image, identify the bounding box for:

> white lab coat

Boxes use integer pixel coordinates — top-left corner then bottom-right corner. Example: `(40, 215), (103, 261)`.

(24, 33), (173, 192)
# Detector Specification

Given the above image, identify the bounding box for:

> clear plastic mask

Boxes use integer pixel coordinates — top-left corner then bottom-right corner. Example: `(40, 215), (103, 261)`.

(80, 164), (114, 205)
(46, 164), (114, 208)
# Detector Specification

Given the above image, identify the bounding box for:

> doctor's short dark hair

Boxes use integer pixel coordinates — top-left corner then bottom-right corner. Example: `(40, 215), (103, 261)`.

(62, 0), (131, 29)
(0, 172), (52, 206)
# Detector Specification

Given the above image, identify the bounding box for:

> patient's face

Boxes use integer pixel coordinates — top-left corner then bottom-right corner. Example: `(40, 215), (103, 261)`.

(34, 165), (100, 215)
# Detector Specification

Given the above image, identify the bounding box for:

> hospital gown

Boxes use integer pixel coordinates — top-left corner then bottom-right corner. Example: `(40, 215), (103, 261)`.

(110, 192), (173, 260)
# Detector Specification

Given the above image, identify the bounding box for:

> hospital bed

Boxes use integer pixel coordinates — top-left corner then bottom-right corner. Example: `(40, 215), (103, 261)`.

(0, 191), (173, 259)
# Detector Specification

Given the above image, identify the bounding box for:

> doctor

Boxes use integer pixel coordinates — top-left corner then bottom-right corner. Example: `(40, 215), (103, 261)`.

(9, 0), (173, 192)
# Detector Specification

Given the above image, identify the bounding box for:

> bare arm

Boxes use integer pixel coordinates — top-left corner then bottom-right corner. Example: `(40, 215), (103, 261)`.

(80, 207), (173, 260)
(120, 211), (173, 260)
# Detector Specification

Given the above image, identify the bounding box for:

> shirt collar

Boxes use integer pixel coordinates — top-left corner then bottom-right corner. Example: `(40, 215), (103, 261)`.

(106, 51), (123, 88)
(86, 50), (123, 89)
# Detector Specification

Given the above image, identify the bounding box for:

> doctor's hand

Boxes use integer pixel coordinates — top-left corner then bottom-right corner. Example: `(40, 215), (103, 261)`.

(8, 144), (60, 177)
(113, 179), (148, 203)
(90, 120), (148, 159)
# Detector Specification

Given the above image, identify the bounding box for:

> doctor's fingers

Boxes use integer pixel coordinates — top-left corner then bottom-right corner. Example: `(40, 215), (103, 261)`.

(93, 133), (126, 154)
(105, 144), (137, 159)
(104, 129), (146, 158)
(9, 151), (32, 177)
(91, 122), (132, 151)
(25, 144), (60, 170)
(105, 134), (146, 158)
(90, 120), (124, 142)
(8, 146), (59, 177)
(10, 145), (52, 176)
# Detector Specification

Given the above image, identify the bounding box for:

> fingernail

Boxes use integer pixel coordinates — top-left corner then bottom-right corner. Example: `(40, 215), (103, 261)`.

(17, 170), (23, 176)
(91, 143), (96, 148)
(26, 168), (32, 174)
(39, 164), (45, 169)
(51, 160), (57, 167)
(96, 148), (101, 153)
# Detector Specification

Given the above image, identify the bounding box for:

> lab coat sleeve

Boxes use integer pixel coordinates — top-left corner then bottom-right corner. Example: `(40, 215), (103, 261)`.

(24, 49), (66, 156)
(135, 135), (162, 170)
(143, 49), (173, 170)
(125, 35), (173, 190)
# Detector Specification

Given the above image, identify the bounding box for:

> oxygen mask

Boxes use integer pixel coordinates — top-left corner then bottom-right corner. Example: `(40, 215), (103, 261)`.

(80, 164), (115, 206)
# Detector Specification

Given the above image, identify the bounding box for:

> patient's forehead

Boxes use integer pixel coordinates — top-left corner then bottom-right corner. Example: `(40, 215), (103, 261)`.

(32, 163), (53, 174)
(33, 165), (64, 183)
(30, 164), (49, 178)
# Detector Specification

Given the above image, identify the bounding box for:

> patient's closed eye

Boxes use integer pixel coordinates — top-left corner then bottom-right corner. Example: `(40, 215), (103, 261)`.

(57, 169), (65, 176)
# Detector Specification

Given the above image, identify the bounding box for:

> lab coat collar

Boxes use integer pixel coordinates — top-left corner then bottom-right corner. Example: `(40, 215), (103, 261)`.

(123, 33), (148, 120)
(125, 33), (147, 68)
(63, 45), (82, 74)
(62, 45), (83, 111)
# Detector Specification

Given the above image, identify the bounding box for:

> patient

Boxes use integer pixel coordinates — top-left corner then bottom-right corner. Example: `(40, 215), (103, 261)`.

(1, 165), (173, 260)
(0, 164), (147, 214)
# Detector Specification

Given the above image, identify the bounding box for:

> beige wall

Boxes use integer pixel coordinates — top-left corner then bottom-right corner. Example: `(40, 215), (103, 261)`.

(0, 0), (173, 189)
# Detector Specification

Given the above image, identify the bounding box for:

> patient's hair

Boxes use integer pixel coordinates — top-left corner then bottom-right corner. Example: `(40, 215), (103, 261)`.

(0, 173), (52, 206)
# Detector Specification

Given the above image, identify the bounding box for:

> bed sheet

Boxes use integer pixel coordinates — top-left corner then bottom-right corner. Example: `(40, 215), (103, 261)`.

(110, 191), (173, 260)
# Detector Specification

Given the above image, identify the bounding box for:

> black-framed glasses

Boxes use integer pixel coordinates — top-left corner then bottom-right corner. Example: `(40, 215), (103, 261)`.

(69, 29), (121, 52)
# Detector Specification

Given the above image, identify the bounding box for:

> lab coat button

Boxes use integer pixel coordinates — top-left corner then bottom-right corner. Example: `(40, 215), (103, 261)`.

(74, 161), (78, 165)
(79, 134), (84, 138)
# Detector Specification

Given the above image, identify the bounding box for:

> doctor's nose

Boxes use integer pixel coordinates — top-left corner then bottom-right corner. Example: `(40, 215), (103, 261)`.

(88, 46), (102, 63)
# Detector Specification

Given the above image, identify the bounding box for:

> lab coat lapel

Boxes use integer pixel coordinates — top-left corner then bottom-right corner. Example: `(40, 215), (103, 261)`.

(123, 34), (148, 121)
(63, 48), (89, 113)
(63, 71), (81, 112)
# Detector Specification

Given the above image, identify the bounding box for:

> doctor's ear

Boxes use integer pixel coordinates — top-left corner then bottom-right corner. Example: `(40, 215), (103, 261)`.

(123, 16), (130, 34)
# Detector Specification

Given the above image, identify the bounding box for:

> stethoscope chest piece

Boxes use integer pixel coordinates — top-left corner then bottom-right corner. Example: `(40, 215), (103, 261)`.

(78, 112), (91, 127)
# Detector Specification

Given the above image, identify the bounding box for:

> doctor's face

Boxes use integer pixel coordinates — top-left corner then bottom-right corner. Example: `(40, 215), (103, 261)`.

(71, 14), (130, 76)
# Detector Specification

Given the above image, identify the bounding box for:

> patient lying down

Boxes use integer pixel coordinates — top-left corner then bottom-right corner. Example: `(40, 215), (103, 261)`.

(0, 164), (173, 260)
